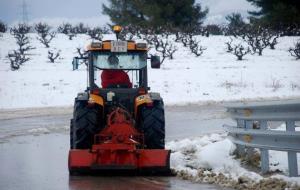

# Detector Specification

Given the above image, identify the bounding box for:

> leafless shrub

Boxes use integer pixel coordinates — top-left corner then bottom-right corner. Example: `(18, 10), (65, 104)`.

(73, 23), (89, 34)
(152, 35), (177, 64)
(232, 26), (280, 55)
(75, 47), (88, 65)
(10, 23), (35, 55)
(87, 27), (103, 41)
(118, 25), (139, 40)
(288, 41), (300, 60)
(7, 50), (30, 70)
(180, 33), (192, 47)
(225, 38), (234, 52)
(290, 82), (300, 91)
(34, 22), (56, 48)
(57, 23), (76, 40)
(266, 78), (283, 92)
(192, 25), (209, 37)
(0, 20), (7, 33)
(48, 50), (60, 63)
(76, 47), (87, 58)
(206, 24), (223, 35)
(189, 38), (206, 57)
(268, 34), (279, 49)
(232, 44), (251, 60)
(174, 31), (183, 42)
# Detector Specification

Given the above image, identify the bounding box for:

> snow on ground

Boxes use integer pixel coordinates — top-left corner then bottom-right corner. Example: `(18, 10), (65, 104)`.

(0, 33), (299, 109)
(167, 133), (300, 189)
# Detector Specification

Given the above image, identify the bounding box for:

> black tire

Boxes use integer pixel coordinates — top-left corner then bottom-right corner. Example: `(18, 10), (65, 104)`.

(141, 100), (165, 149)
(71, 100), (104, 149)
(70, 119), (74, 149)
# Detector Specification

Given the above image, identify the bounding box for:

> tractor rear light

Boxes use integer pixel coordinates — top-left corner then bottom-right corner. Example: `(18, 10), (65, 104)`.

(146, 102), (153, 107)
(91, 89), (100, 94)
(138, 88), (146, 95)
(91, 42), (102, 48)
(136, 43), (147, 49)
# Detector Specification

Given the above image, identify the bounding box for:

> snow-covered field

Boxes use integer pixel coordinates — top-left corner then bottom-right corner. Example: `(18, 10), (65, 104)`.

(0, 33), (299, 109)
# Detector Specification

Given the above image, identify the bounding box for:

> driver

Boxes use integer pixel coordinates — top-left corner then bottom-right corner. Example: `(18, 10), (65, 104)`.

(101, 70), (132, 88)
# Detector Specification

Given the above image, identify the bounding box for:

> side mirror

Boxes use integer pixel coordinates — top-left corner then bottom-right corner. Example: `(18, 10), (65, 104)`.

(150, 55), (161, 69)
(72, 57), (79, 70)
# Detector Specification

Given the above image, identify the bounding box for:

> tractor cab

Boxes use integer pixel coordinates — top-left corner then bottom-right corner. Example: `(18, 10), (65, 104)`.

(72, 26), (161, 114)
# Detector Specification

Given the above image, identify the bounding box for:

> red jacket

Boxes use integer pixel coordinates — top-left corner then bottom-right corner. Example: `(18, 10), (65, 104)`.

(101, 70), (132, 88)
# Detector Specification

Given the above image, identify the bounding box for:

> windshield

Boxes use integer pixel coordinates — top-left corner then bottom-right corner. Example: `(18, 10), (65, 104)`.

(93, 52), (147, 70)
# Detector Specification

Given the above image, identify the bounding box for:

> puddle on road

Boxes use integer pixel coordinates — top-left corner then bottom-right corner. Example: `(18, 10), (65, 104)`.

(0, 134), (227, 190)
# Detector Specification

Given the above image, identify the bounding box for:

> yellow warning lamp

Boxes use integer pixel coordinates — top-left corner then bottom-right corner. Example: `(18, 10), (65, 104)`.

(113, 25), (122, 40)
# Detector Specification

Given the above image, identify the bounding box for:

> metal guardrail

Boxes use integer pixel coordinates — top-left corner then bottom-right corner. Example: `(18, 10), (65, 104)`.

(223, 99), (300, 177)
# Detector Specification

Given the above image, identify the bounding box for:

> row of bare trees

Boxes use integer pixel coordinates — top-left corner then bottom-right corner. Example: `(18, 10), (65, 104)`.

(3, 22), (299, 70)
(8, 24), (34, 70)
(7, 23), (63, 70)
(4, 22), (110, 70)
(224, 25), (282, 60)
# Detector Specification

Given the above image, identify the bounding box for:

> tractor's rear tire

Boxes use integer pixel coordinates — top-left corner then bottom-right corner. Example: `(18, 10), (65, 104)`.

(70, 100), (103, 149)
(70, 119), (74, 149)
(141, 100), (165, 149)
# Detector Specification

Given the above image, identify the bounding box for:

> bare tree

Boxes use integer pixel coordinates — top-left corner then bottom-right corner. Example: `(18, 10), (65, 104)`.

(48, 50), (60, 63)
(7, 50), (30, 70)
(289, 41), (300, 60)
(0, 20), (7, 33)
(87, 27), (103, 41)
(118, 25), (140, 40)
(231, 44), (251, 60)
(75, 47), (88, 65)
(152, 36), (177, 64)
(268, 34), (279, 49)
(10, 23), (35, 55)
(74, 23), (89, 34)
(76, 47), (87, 58)
(181, 34), (192, 47)
(57, 23), (76, 40)
(189, 38), (206, 57)
(232, 26), (280, 55)
(35, 22), (56, 48)
(225, 38), (234, 52)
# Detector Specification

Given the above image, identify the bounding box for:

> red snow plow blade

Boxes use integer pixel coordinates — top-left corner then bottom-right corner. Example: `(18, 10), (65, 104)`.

(68, 147), (171, 174)
(68, 108), (171, 175)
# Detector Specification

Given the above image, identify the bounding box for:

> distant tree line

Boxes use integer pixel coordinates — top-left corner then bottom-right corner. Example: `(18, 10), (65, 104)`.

(102, 0), (208, 33)
(246, 0), (300, 35)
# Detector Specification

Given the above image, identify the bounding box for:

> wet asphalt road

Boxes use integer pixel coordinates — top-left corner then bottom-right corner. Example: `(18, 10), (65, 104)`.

(0, 104), (234, 190)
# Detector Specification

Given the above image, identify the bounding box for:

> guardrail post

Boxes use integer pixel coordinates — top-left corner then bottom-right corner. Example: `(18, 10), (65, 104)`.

(236, 119), (245, 156)
(245, 120), (254, 159)
(259, 120), (269, 174)
(286, 121), (298, 177)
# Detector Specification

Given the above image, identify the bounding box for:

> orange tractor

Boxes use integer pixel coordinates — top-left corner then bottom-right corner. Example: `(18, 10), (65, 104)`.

(68, 26), (170, 174)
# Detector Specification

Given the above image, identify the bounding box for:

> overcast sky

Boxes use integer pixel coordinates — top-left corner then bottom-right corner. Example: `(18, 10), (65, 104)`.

(0, 0), (257, 26)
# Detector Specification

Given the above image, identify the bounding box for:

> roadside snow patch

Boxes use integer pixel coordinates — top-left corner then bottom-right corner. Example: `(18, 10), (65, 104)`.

(167, 134), (300, 189)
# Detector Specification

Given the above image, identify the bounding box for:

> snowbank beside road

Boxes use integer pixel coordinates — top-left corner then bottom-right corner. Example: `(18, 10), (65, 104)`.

(167, 133), (300, 189)
(0, 33), (300, 109)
